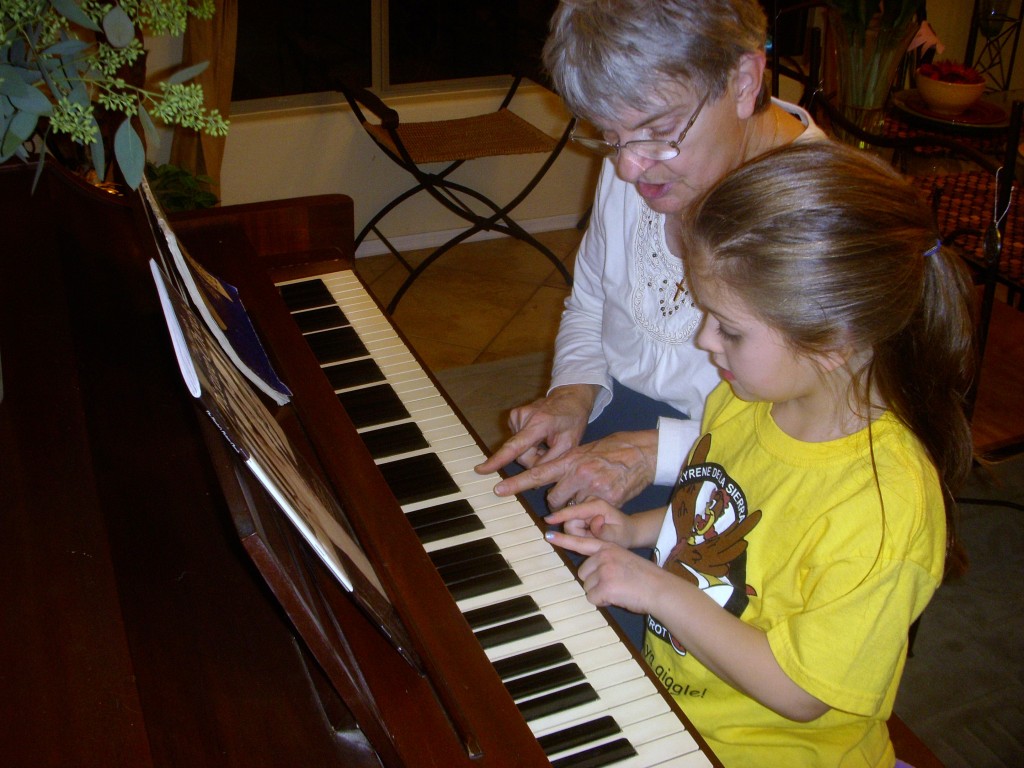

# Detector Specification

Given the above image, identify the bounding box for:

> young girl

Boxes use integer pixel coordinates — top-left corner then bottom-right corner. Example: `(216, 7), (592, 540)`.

(544, 141), (975, 767)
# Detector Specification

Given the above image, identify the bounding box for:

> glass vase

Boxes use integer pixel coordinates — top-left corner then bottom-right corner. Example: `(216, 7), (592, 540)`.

(978, 0), (1012, 39)
(827, 7), (918, 144)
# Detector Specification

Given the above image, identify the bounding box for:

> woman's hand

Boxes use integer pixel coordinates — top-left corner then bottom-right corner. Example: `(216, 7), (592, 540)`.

(475, 384), (597, 473)
(483, 426), (660, 511)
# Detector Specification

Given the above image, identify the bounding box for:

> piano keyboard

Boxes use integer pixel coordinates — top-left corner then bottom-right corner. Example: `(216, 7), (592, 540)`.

(276, 269), (715, 768)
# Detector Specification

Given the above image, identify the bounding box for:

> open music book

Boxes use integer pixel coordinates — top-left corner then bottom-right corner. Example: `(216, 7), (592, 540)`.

(149, 256), (420, 669)
(139, 178), (292, 405)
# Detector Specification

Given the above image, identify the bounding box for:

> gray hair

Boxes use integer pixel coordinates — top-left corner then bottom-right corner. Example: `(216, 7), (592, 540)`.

(542, 0), (770, 124)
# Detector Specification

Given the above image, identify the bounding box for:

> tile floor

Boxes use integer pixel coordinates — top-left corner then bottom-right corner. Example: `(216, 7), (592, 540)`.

(356, 229), (1024, 455)
(355, 228), (583, 371)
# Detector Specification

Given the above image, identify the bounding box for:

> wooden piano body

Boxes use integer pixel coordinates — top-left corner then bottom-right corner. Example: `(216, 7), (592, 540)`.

(0, 161), (718, 767)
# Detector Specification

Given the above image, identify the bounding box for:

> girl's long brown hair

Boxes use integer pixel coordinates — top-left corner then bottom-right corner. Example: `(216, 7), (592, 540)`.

(683, 142), (976, 574)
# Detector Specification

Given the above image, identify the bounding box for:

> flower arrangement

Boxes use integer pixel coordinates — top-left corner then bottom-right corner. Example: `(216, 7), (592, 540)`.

(826, 0), (919, 41)
(825, 1), (921, 137)
(1, 0), (229, 190)
(917, 61), (985, 86)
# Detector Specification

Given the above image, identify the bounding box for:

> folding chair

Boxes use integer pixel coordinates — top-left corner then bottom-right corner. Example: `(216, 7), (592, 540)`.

(337, 76), (575, 313)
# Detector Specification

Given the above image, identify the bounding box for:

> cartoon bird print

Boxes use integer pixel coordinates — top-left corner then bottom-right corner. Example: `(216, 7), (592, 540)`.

(663, 435), (762, 588)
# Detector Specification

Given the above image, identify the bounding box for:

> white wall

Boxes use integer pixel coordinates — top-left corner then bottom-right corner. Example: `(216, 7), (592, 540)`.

(145, 0), (1022, 256)
(219, 85), (601, 256)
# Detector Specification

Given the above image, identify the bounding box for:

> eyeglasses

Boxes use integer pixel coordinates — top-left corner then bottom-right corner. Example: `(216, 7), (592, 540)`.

(571, 92), (711, 161)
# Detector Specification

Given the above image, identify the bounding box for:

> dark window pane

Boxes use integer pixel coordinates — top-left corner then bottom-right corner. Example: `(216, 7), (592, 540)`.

(233, 0), (372, 101)
(231, 1), (556, 100)
(388, 0), (556, 86)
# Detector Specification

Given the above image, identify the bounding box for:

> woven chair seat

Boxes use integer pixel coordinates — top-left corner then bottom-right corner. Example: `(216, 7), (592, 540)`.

(366, 109), (557, 164)
(911, 171), (1024, 284)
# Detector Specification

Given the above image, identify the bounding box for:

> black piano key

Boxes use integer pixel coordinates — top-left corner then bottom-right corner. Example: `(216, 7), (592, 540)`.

(463, 595), (539, 631)
(550, 739), (637, 768)
(306, 326), (370, 364)
(492, 644), (573, 681)
(291, 305), (349, 333)
(429, 538), (500, 570)
(475, 613), (553, 650)
(281, 280), (643, 764)
(377, 454), (459, 506)
(518, 683), (600, 723)
(447, 567), (522, 602)
(506, 662), (585, 701)
(337, 384), (410, 429)
(537, 716), (623, 758)
(323, 358), (385, 390)
(414, 515), (485, 544)
(406, 500), (476, 529)
(437, 552), (509, 586)
(361, 422), (429, 460)
(279, 279), (335, 311)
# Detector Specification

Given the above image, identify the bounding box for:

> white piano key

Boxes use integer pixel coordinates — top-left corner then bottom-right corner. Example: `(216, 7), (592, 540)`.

(286, 270), (715, 768)
(527, 678), (663, 734)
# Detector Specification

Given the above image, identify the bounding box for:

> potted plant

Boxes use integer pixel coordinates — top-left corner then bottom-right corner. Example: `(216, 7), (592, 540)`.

(1, 0), (229, 191)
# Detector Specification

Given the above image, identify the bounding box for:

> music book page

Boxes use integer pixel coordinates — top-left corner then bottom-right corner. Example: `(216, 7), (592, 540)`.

(140, 178), (292, 405)
(150, 260), (383, 596)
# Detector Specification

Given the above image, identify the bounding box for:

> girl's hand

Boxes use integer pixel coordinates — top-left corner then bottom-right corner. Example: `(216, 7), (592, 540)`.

(544, 498), (633, 547)
(544, 531), (661, 615)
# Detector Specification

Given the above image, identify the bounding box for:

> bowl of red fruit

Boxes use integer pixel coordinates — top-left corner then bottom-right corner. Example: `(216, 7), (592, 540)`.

(916, 62), (986, 116)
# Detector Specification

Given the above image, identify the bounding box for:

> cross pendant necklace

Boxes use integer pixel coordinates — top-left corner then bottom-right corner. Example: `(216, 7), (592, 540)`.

(672, 279), (685, 302)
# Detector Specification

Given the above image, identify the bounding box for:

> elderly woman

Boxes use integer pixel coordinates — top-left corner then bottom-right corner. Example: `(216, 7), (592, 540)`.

(476, 0), (826, 643)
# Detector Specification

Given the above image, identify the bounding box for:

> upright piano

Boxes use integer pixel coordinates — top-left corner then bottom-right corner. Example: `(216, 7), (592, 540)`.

(0, 161), (719, 768)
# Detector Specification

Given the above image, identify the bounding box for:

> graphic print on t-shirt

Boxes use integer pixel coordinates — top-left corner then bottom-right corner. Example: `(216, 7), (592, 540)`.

(648, 434), (761, 656)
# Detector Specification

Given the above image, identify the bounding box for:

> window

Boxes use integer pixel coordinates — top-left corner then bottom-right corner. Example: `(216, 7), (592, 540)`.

(232, 0), (556, 102)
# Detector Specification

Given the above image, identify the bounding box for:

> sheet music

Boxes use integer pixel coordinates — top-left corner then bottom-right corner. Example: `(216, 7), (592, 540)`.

(140, 178), (292, 405)
(150, 260), (383, 596)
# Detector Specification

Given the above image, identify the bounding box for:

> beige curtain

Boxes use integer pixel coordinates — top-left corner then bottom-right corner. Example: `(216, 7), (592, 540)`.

(169, 0), (238, 196)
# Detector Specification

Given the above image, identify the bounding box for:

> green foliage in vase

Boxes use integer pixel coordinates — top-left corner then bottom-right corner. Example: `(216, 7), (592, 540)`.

(826, 0), (920, 118)
(145, 160), (217, 211)
(1, 0), (229, 190)
(826, 1), (919, 41)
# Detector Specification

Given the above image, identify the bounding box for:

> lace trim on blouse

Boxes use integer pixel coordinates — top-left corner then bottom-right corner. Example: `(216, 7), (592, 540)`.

(630, 200), (702, 343)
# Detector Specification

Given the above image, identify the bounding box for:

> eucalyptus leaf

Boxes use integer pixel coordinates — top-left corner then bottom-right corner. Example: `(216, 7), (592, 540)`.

(50, 0), (103, 33)
(114, 118), (145, 189)
(0, 66), (34, 99)
(138, 104), (160, 153)
(8, 39), (29, 68)
(167, 61), (209, 84)
(9, 109), (40, 143)
(1, 112), (20, 159)
(43, 39), (91, 57)
(2, 112), (34, 157)
(102, 5), (136, 49)
(69, 81), (90, 107)
(31, 151), (46, 192)
(10, 86), (54, 116)
(12, 66), (42, 84)
(45, 65), (72, 98)
(1, 133), (22, 161)
(90, 124), (106, 182)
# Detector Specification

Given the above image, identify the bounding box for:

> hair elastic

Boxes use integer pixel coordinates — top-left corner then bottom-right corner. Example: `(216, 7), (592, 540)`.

(923, 239), (942, 258)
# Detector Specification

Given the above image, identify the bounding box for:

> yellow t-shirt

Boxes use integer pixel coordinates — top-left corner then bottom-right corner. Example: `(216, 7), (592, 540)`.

(645, 384), (946, 767)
